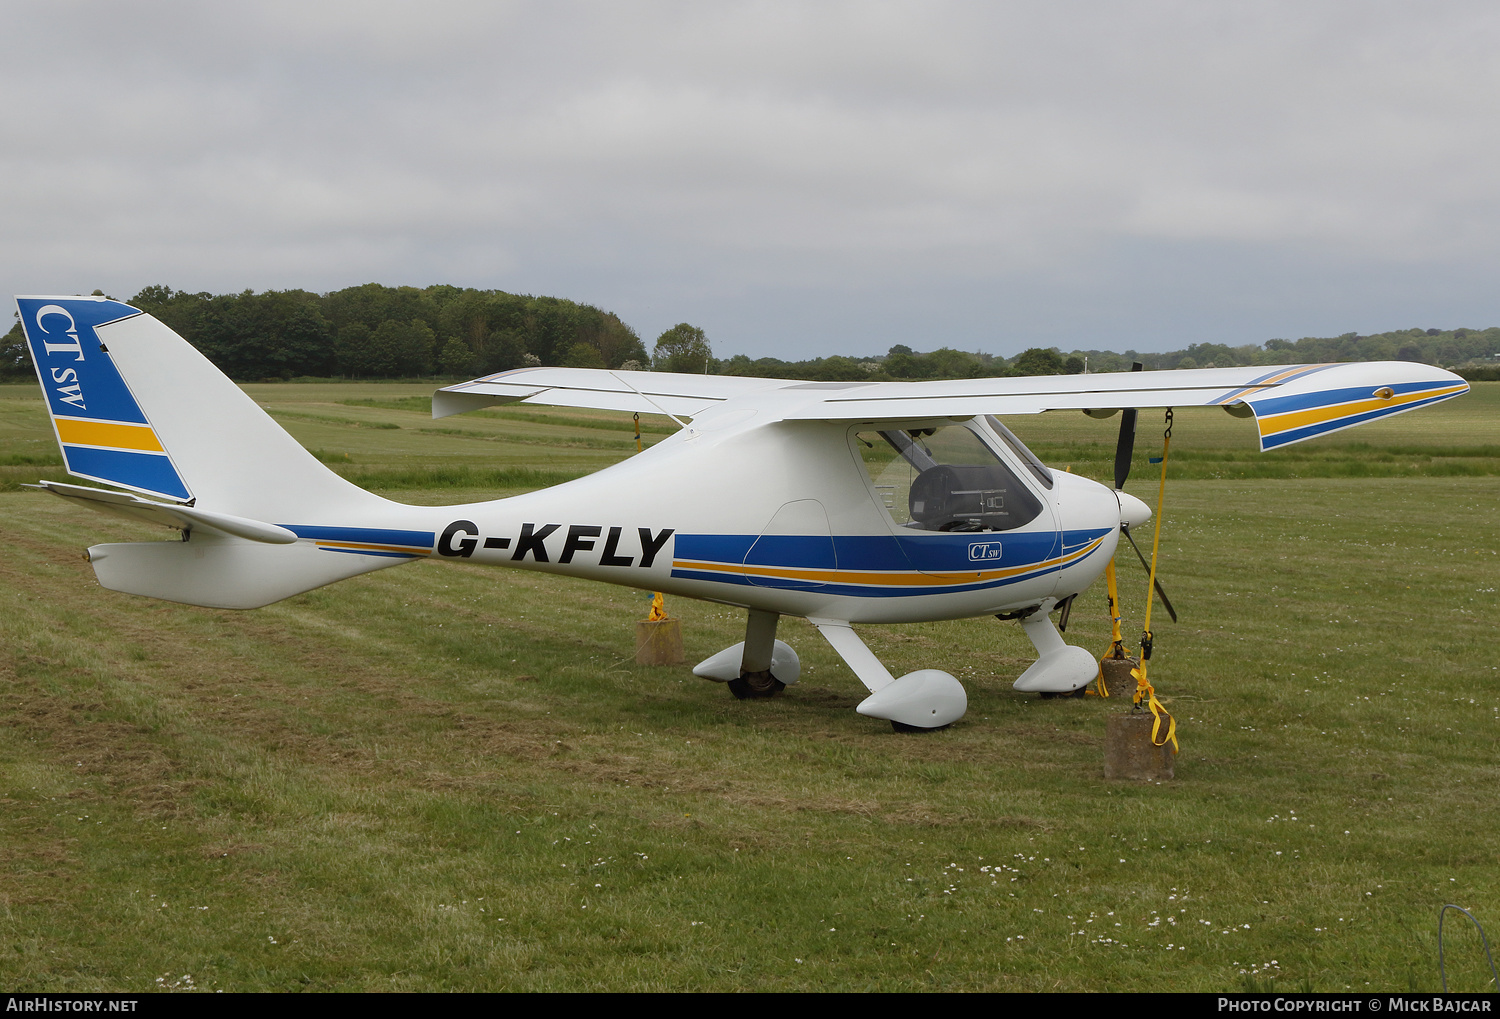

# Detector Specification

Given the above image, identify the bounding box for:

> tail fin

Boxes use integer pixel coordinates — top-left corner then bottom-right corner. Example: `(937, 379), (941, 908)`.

(17, 296), (380, 520)
(17, 296), (409, 608)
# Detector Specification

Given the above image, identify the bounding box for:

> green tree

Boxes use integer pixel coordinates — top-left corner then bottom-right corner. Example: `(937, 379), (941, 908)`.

(563, 341), (606, 368)
(333, 323), (371, 376)
(1172, 342), (1239, 369)
(654, 323), (711, 373)
(439, 337), (478, 376)
(348, 322), (399, 377)
(719, 353), (756, 376)
(1011, 347), (1065, 376)
(354, 319), (433, 377)
(811, 355), (866, 381)
(926, 348), (982, 379)
(400, 319), (436, 376)
(323, 283), (439, 339)
(883, 352), (931, 379)
(0, 318), (30, 381)
(481, 330), (529, 374)
(182, 289), (334, 380)
(526, 297), (576, 365)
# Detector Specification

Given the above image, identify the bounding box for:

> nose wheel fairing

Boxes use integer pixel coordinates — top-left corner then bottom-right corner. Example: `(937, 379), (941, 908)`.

(1011, 599), (1099, 694)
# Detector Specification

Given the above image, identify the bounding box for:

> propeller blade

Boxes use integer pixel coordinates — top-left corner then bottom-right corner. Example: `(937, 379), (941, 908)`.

(1113, 407), (1137, 491)
(1120, 524), (1179, 623)
(1112, 362), (1143, 491)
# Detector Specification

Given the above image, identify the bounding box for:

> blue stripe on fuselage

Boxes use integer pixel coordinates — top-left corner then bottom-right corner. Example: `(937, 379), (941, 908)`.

(281, 524), (436, 548)
(896, 529), (1058, 574)
(671, 527), (1109, 598)
(675, 530), (1072, 574)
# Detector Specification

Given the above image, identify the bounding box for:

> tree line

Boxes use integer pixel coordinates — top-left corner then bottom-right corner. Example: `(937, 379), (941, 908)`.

(721, 329), (1500, 382)
(3, 284), (1498, 382)
(0, 284), (651, 382)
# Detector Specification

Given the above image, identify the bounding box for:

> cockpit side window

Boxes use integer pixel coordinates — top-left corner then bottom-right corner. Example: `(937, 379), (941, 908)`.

(853, 423), (1044, 532)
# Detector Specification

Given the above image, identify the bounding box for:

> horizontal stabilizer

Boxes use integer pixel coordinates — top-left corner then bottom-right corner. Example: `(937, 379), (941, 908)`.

(33, 481), (297, 543)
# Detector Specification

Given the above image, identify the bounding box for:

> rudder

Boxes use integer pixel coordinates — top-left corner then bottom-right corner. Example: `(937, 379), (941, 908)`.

(17, 296), (384, 521)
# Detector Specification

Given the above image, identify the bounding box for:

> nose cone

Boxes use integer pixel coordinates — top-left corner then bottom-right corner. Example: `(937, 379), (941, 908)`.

(1117, 490), (1153, 529)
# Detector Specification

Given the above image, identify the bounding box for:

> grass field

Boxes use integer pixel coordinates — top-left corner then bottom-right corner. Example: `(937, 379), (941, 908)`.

(0, 380), (1497, 992)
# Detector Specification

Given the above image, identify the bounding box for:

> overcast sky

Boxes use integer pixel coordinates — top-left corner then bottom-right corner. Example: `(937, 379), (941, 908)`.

(5, 1), (1500, 359)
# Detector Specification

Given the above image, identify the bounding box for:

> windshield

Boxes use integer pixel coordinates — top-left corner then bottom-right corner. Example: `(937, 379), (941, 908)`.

(853, 423), (1045, 532)
(984, 416), (1054, 489)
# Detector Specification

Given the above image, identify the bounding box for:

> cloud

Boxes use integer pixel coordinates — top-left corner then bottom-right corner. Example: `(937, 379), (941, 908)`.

(4, 1), (1500, 354)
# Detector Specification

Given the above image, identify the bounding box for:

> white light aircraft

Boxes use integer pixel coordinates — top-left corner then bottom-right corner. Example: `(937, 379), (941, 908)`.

(15, 296), (1471, 731)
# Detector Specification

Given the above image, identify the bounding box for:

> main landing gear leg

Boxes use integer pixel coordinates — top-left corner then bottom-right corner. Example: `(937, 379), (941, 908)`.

(690, 608), (801, 697)
(808, 618), (967, 732)
(729, 608), (786, 699)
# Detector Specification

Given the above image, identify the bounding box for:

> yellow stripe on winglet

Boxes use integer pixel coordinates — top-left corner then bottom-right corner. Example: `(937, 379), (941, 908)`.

(1257, 383), (1470, 438)
(55, 418), (165, 452)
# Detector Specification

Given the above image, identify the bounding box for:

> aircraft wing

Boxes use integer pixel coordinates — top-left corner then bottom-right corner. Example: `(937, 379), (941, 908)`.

(436, 361), (1468, 451)
(433, 368), (783, 419)
(775, 361), (1469, 450)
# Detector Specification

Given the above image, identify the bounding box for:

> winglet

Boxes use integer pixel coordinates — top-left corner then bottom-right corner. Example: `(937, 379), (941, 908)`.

(1238, 362), (1470, 450)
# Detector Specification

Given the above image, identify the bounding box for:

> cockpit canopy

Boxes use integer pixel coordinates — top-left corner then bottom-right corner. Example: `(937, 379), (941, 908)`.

(854, 422), (1045, 532)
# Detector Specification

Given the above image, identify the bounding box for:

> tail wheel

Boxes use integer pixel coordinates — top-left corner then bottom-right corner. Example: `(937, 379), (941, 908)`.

(728, 670), (785, 700)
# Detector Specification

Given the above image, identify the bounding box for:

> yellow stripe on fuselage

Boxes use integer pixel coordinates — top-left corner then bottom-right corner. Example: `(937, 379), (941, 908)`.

(54, 417), (165, 452)
(315, 540), (432, 556)
(1257, 383), (1469, 439)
